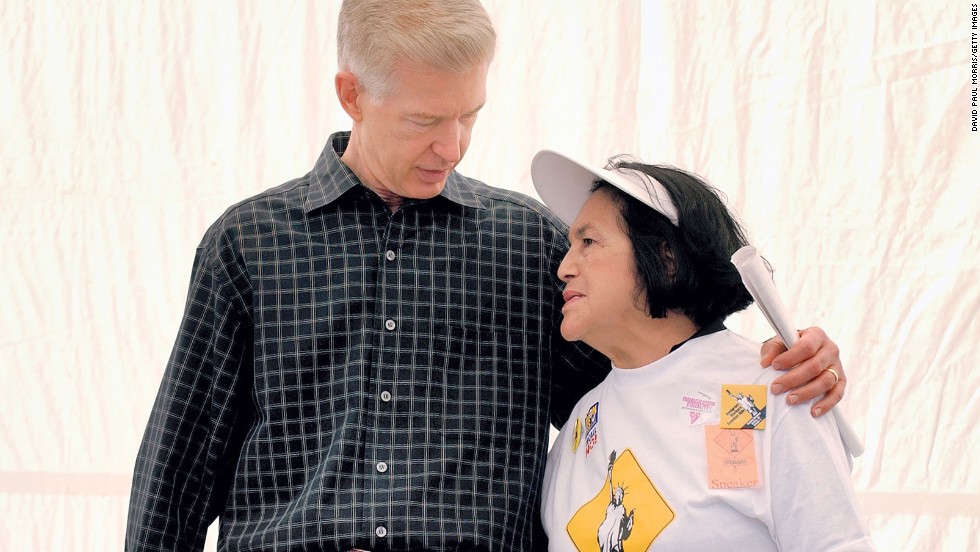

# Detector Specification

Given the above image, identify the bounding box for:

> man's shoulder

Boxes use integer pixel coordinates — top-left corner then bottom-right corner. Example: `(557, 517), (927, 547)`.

(455, 173), (568, 232)
(199, 173), (313, 248)
(225, 174), (312, 219)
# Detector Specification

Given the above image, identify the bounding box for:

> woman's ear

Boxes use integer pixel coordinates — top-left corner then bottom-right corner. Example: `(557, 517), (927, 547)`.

(661, 242), (677, 280)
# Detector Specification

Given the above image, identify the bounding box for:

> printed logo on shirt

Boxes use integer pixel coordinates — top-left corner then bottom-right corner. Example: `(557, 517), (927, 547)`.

(572, 418), (583, 454)
(704, 424), (761, 489)
(679, 390), (717, 426)
(584, 402), (599, 458)
(720, 384), (767, 429)
(566, 448), (674, 551)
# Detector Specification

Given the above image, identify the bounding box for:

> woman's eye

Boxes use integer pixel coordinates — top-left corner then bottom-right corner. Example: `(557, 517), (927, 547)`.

(582, 238), (594, 246)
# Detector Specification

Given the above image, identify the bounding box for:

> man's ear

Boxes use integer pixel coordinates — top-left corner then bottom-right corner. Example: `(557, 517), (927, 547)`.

(335, 71), (364, 122)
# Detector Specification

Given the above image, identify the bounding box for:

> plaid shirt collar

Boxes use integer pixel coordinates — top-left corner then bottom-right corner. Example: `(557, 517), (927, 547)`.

(305, 131), (487, 213)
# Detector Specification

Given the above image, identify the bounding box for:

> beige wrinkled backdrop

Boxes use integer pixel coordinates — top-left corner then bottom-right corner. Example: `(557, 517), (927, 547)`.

(1, 1), (977, 550)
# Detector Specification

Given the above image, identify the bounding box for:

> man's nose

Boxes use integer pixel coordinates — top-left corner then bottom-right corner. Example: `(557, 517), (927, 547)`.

(431, 121), (463, 164)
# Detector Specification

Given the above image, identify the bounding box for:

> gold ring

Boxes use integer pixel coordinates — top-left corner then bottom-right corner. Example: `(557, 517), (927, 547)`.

(825, 367), (840, 386)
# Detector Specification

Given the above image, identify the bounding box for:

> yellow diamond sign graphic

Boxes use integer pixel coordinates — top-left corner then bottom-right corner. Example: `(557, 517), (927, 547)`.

(566, 448), (674, 551)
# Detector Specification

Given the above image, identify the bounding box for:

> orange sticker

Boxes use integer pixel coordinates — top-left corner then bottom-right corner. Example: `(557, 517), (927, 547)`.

(720, 384), (767, 429)
(704, 424), (761, 489)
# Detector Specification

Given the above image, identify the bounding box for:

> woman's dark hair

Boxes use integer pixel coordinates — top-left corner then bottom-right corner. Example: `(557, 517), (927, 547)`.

(592, 157), (754, 326)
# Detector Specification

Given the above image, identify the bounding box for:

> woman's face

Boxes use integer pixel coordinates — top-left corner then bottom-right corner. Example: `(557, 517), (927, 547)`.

(558, 189), (650, 352)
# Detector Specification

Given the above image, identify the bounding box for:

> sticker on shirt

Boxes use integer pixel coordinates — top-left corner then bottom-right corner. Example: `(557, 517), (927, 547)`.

(704, 424), (761, 489)
(566, 448), (674, 551)
(571, 417), (583, 454)
(720, 384), (767, 429)
(680, 390), (717, 426)
(584, 402), (599, 458)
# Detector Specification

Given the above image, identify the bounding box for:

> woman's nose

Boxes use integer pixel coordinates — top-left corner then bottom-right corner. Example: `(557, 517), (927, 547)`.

(557, 252), (576, 282)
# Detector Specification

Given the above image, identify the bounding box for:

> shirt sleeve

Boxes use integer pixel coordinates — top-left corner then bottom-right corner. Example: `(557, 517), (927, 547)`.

(125, 228), (255, 551)
(767, 400), (877, 551)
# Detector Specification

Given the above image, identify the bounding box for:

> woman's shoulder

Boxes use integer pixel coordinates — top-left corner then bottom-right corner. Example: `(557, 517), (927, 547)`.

(681, 329), (779, 384)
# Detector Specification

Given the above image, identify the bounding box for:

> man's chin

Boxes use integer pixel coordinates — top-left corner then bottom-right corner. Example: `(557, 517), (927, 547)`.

(406, 181), (448, 199)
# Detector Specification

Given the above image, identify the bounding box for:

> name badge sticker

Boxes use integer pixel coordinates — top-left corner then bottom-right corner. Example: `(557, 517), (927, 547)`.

(720, 384), (767, 429)
(571, 418), (582, 453)
(704, 424), (761, 489)
(584, 402), (599, 457)
(680, 391), (717, 426)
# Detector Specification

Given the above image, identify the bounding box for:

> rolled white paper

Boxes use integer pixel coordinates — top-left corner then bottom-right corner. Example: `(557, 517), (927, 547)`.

(731, 246), (800, 348)
(731, 245), (865, 458)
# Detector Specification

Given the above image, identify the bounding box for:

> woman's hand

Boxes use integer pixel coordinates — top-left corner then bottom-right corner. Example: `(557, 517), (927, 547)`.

(760, 326), (845, 417)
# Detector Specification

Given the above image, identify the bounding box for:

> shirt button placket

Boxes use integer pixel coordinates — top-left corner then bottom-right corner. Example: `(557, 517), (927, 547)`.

(378, 223), (400, 537)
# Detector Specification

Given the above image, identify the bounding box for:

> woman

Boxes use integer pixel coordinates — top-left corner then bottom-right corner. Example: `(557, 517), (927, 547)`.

(531, 151), (875, 551)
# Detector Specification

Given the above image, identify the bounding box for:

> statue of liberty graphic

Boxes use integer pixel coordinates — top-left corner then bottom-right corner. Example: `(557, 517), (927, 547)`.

(726, 388), (765, 428)
(597, 451), (635, 552)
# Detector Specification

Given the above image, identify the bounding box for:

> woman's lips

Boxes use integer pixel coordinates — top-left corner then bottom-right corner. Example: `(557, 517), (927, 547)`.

(562, 289), (584, 309)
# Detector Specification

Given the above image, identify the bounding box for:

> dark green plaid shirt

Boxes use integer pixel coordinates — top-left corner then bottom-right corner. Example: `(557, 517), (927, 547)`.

(127, 132), (608, 551)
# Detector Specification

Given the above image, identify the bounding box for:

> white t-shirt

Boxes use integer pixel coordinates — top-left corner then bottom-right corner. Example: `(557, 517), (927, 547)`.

(542, 329), (875, 551)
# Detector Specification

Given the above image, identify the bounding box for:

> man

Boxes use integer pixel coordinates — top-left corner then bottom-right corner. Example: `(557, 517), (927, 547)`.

(126, 1), (847, 550)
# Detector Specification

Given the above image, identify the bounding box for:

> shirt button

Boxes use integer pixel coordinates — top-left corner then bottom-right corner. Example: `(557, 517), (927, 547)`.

(376, 525), (388, 538)
(376, 461), (388, 473)
(385, 250), (396, 261)
(385, 319), (396, 331)
(381, 390), (392, 402)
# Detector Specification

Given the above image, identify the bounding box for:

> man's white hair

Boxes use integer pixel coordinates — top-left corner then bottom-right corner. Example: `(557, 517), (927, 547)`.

(337, 0), (496, 99)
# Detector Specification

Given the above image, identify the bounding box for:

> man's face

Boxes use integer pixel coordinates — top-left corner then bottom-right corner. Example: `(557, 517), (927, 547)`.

(350, 60), (487, 202)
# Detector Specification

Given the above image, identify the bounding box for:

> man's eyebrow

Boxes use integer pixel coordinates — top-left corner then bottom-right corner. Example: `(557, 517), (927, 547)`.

(410, 104), (485, 120)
